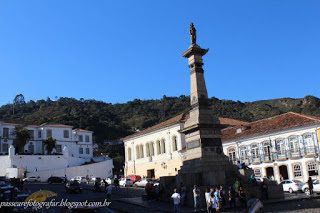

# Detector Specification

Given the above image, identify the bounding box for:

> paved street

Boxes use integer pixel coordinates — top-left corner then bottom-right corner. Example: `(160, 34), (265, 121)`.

(23, 183), (320, 213)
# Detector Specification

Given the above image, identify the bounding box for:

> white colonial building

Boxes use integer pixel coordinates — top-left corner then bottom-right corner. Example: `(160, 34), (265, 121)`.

(123, 112), (320, 183)
(0, 121), (93, 161)
(222, 112), (320, 183)
(122, 113), (248, 179)
(0, 121), (114, 181)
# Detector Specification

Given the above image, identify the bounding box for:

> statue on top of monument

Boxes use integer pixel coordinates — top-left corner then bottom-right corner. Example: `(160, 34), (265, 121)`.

(189, 23), (197, 45)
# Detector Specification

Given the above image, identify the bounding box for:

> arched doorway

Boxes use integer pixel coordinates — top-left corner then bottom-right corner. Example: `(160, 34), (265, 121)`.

(266, 167), (274, 179)
(279, 165), (289, 180)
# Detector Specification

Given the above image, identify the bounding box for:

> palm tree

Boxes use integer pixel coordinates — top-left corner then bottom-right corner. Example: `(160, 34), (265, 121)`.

(43, 137), (57, 154)
(13, 126), (30, 153)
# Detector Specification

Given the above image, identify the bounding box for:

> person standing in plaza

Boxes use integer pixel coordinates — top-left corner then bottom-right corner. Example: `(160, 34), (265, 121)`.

(219, 186), (226, 211)
(193, 185), (203, 212)
(171, 188), (181, 213)
(180, 183), (187, 206)
(205, 188), (211, 213)
(209, 193), (217, 213)
(106, 183), (112, 202)
(307, 177), (314, 196)
(228, 186), (236, 209)
(214, 188), (221, 213)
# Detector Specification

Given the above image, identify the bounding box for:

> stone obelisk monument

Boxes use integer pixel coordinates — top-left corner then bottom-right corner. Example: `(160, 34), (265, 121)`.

(177, 23), (235, 186)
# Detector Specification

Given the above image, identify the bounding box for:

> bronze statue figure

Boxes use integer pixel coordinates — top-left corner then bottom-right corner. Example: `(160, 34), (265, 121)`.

(189, 23), (196, 44)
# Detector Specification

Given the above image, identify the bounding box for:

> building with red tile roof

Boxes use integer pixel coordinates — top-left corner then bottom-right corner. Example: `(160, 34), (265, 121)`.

(222, 112), (320, 184)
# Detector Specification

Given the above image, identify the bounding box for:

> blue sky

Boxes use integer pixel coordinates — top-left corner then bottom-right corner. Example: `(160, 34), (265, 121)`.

(0, 0), (319, 106)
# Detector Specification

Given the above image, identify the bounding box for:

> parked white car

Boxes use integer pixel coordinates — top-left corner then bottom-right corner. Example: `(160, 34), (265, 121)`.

(134, 179), (152, 187)
(71, 176), (88, 184)
(119, 178), (133, 187)
(281, 180), (304, 193)
(23, 176), (40, 182)
(302, 179), (320, 195)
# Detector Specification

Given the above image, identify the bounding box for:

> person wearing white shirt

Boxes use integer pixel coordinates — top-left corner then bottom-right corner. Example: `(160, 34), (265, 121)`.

(205, 188), (211, 213)
(171, 188), (181, 213)
(210, 194), (218, 213)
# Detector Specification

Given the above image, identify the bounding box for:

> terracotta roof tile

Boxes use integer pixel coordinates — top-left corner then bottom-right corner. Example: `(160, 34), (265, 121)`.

(218, 117), (249, 126)
(121, 113), (247, 141)
(222, 112), (320, 142)
(73, 128), (93, 133)
(121, 113), (188, 141)
(40, 123), (73, 128)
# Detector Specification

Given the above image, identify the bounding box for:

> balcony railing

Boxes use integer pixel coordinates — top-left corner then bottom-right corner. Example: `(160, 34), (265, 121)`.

(236, 146), (319, 165)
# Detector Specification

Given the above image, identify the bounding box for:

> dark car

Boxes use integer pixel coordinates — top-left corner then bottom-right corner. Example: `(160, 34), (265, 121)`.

(48, 176), (65, 184)
(66, 181), (83, 193)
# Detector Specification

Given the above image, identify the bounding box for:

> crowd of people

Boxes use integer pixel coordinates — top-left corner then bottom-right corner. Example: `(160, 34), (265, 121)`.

(170, 178), (264, 213)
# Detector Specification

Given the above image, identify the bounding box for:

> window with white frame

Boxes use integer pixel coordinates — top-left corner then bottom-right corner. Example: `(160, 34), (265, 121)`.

(150, 142), (154, 156)
(79, 147), (83, 154)
(2, 143), (8, 153)
(86, 148), (90, 154)
(293, 164), (302, 177)
(161, 139), (166, 154)
(240, 146), (247, 159)
(56, 145), (62, 153)
(275, 138), (285, 155)
(228, 148), (236, 163)
(263, 141), (271, 156)
(79, 135), (83, 142)
(139, 144), (144, 158)
(29, 130), (34, 140)
(307, 161), (318, 176)
(63, 130), (69, 138)
(289, 136), (299, 153)
(128, 148), (132, 161)
(251, 144), (259, 158)
(38, 130), (42, 138)
(254, 168), (261, 177)
(304, 134), (315, 154)
(172, 136), (178, 151)
(85, 135), (90, 142)
(3, 128), (9, 138)
(146, 143), (150, 157)
(136, 145), (140, 159)
(47, 129), (52, 138)
(156, 140), (161, 155)
(28, 142), (34, 153)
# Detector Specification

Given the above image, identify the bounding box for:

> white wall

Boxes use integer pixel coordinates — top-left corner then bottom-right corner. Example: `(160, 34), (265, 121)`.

(27, 159), (114, 182)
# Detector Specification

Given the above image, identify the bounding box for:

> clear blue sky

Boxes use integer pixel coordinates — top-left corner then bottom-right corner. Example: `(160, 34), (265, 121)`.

(0, 0), (319, 106)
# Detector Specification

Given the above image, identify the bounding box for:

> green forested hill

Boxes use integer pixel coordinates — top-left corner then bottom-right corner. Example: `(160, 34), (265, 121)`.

(0, 95), (319, 144)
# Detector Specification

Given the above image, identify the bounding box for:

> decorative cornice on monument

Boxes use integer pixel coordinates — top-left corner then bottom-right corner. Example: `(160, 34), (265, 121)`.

(181, 44), (209, 58)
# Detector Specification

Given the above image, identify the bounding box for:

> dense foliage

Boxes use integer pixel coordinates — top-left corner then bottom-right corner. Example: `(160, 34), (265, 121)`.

(0, 95), (319, 145)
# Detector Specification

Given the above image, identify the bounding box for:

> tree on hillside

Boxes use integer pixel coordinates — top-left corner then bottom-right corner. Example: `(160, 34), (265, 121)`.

(13, 94), (26, 105)
(43, 137), (57, 154)
(13, 126), (30, 153)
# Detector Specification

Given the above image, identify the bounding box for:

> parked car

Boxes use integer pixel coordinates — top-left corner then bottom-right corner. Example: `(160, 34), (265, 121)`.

(66, 181), (83, 193)
(134, 178), (152, 187)
(23, 176), (40, 182)
(47, 176), (66, 184)
(105, 177), (114, 185)
(281, 179), (304, 193)
(127, 175), (142, 183)
(302, 179), (320, 195)
(119, 178), (133, 187)
(71, 176), (88, 184)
